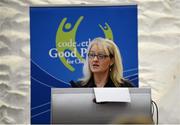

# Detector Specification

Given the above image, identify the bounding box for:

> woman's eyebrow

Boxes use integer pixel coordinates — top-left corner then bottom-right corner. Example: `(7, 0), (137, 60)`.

(89, 51), (95, 53)
(98, 51), (107, 54)
(89, 51), (107, 54)
(97, 51), (107, 54)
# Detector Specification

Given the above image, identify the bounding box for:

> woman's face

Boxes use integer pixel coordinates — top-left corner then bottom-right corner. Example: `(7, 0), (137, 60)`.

(88, 44), (113, 74)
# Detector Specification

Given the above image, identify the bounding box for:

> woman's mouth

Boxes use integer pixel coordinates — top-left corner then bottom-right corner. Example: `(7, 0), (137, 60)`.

(92, 64), (99, 68)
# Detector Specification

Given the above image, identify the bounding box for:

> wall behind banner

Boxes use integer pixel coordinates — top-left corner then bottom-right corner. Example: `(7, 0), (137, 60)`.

(0, 0), (180, 124)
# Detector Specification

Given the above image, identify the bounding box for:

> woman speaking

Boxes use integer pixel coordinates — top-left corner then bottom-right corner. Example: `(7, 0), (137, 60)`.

(70, 37), (134, 87)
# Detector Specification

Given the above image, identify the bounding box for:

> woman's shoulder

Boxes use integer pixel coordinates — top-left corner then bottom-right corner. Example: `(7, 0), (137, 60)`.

(120, 79), (135, 87)
(70, 78), (135, 87)
(69, 80), (81, 87)
(69, 80), (87, 87)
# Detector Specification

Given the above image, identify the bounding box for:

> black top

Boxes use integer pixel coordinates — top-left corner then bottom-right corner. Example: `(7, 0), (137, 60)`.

(70, 77), (134, 87)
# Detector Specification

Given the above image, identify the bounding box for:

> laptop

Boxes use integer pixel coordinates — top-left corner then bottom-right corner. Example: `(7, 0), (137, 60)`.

(51, 88), (153, 124)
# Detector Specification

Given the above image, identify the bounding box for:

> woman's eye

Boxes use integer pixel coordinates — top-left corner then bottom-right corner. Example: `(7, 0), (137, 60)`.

(89, 53), (95, 57)
(98, 55), (104, 59)
(91, 54), (95, 56)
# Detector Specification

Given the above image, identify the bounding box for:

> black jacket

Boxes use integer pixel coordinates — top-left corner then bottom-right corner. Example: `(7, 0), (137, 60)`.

(70, 77), (134, 87)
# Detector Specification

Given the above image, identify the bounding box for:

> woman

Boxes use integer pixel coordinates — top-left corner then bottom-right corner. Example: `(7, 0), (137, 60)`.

(70, 37), (134, 87)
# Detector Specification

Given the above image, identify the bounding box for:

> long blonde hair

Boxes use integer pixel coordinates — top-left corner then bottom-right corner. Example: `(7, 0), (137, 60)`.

(79, 37), (123, 87)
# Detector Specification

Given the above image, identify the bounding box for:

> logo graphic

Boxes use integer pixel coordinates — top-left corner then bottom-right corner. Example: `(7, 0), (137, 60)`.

(99, 22), (113, 41)
(56, 16), (84, 72)
(56, 16), (113, 71)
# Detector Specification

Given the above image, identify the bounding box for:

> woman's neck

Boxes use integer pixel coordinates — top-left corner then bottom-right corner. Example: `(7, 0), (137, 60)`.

(93, 71), (109, 87)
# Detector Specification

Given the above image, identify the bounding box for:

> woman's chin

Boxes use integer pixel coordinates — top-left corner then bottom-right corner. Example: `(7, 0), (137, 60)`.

(91, 69), (101, 73)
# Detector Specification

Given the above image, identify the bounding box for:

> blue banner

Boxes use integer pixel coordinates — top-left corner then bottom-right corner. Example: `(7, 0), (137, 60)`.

(30, 5), (138, 124)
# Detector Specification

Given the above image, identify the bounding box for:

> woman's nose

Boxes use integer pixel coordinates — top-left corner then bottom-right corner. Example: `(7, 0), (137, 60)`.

(93, 56), (98, 61)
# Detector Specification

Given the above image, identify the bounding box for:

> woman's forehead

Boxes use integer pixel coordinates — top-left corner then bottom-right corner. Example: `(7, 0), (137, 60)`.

(90, 43), (109, 54)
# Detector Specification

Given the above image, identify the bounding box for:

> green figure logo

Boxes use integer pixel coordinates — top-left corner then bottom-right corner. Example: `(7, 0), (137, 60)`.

(56, 16), (84, 72)
(99, 22), (114, 41)
(56, 16), (114, 72)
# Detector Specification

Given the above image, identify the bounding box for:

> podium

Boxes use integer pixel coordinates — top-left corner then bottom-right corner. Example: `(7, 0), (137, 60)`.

(51, 88), (153, 124)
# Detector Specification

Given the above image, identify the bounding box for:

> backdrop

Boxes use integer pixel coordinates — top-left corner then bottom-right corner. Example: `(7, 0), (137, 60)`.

(0, 0), (180, 124)
(30, 5), (138, 123)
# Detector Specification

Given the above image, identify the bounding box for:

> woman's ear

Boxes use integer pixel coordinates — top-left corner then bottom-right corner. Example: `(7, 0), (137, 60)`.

(110, 57), (114, 67)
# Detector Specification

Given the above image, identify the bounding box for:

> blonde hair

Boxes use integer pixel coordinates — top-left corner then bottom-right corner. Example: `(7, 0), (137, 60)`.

(79, 37), (123, 87)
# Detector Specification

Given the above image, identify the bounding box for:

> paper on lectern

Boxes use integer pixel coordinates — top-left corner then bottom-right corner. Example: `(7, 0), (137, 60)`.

(94, 88), (131, 103)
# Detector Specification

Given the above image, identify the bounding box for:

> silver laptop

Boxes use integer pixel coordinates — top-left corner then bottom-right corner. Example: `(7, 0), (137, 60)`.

(51, 88), (153, 124)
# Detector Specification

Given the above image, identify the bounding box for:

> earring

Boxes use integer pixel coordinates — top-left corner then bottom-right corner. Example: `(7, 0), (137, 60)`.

(110, 65), (112, 72)
(110, 64), (113, 72)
